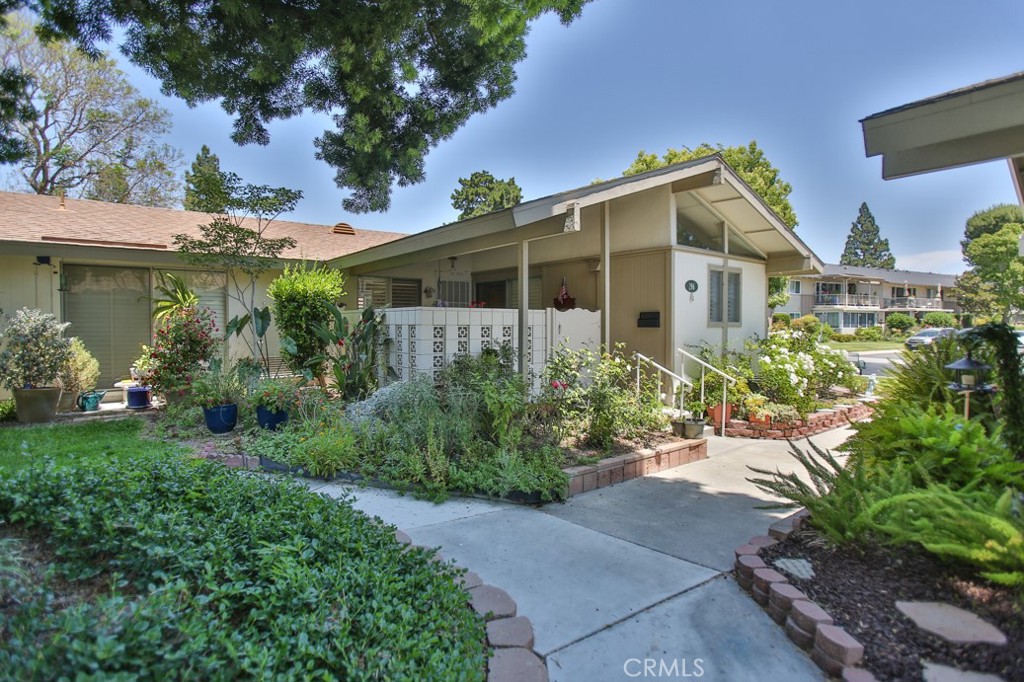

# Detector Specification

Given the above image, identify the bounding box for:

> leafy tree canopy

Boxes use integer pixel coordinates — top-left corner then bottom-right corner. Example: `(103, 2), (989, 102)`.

(184, 145), (232, 214)
(961, 222), (1024, 323)
(961, 204), (1024, 258)
(451, 170), (522, 220)
(11, 0), (588, 213)
(623, 140), (797, 308)
(1, 12), (181, 206)
(839, 202), (895, 269)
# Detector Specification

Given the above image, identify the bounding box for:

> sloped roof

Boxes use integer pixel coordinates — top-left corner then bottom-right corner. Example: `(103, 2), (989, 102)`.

(0, 192), (407, 261)
(818, 263), (958, 287)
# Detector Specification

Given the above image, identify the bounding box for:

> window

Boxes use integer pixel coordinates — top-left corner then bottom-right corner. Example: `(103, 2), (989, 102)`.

(676, 213), (723, 251)
(709, 268), (741, 325)
(842, 312), (877, 328)
(788, 280), (802, 295)
(357, 277), (388, 308)
(892, 286), (917, 298)
(816, 312), (840, 328)
(390, 278), (421, 307)
(438, 279), (471, 307)
(817, 282), (842, 294)
(356, 276), (422, 308)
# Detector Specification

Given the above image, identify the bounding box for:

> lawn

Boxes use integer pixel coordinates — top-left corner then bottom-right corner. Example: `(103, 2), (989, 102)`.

(0, 417), (179, 471)
(824, 340), (903, 352)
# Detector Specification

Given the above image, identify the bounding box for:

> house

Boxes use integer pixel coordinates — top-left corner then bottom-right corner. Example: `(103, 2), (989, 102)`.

(776, 264), (960, 333)
(1, 154), (822, 395)
(329, 155), (822, 381)
(0, 192), (406, 391)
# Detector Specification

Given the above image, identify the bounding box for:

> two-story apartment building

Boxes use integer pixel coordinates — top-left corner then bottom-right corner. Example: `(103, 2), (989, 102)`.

(777, 264), (959, 333)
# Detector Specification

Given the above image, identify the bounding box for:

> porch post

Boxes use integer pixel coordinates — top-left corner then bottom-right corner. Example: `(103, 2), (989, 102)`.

(601, 201), (611, 349)
(518, 239), (530, 374)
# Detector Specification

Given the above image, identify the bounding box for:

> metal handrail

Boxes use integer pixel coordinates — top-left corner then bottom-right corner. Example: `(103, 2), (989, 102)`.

(635, 352), (692, 418)
(676, 347), (738, 437)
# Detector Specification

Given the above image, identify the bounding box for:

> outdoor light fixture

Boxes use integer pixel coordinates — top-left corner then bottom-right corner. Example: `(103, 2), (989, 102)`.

(564, 201), (581, 232)
(945, 353), (994, 419)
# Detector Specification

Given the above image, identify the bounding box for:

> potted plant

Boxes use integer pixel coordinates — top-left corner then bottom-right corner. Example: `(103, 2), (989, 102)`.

(671, 399), (707, 439)
(56, 337), (101, 412)
(147, 305), (218, 406)
(251, 377), (299, 431)
(192, 368), (243, 434)
(743, 393), (772, 426)
(0, 308), (72, 423)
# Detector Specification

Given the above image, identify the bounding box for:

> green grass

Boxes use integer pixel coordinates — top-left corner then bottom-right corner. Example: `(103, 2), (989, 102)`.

(0, 418), (182, 472)
(824, 340), (903, 352)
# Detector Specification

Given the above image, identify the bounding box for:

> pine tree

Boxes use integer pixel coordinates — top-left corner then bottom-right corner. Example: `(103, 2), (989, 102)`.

(450, 171), (523, 220)
(183, 145), (233, 213)
(840, 202), (896, 269)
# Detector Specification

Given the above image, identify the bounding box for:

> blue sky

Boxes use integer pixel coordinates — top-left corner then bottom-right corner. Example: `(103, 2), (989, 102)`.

(109, 0), (1023, 273)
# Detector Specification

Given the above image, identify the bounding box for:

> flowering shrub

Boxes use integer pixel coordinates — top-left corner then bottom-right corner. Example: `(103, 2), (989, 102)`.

(757, 329), (859, 415)
(0, 308), (72, 389)
(148, 306), (219, 395)
(250, 377), (300, 413)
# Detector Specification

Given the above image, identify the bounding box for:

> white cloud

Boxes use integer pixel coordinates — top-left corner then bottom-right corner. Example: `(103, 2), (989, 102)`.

(894, 249), (964, 274)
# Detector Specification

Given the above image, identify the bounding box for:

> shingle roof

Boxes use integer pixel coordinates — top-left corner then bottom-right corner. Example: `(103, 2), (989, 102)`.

(819, 263), (958, 287)
(860, 71), (1024, 122)
(0, 192), (408, 261)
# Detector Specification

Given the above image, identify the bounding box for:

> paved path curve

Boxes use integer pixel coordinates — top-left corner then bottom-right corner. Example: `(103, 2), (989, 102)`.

(305, 426), (854, 682)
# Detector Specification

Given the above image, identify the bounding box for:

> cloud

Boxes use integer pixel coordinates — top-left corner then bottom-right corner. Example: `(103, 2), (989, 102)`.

(894, 249), (964, 274)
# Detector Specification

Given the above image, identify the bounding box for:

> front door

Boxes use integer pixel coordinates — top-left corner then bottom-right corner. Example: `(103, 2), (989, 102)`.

(63, 265), (151, 388)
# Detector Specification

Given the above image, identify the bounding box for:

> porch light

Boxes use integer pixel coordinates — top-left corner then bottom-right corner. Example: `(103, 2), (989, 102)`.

(945, 353), (994, 419)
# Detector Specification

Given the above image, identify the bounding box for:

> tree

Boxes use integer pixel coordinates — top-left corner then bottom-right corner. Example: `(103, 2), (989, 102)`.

(961, 223), (1024, 323)
(839, 202), (895, 269)
(20, 1), (588, 214)
(0, 13), (181, 205)
(184, 145), (231, 213)
(953, 270), (999, 320)
(173, 174), (302, 375)
(961, 204), (1024, 254)
(451, 170), (522, 219)
(623, 141), (796, 308)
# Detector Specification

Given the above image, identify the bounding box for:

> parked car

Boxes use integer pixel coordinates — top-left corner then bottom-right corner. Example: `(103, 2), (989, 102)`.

(905, 327), (955, 350)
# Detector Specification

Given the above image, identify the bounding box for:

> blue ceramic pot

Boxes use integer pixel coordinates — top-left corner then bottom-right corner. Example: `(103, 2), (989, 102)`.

(256, 405), (289, 431)
(126, 386), (152, 409)
(203, 403), (238, 434)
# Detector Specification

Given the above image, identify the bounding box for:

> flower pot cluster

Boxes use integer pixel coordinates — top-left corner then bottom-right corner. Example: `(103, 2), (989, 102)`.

(191, 370), (300, 435)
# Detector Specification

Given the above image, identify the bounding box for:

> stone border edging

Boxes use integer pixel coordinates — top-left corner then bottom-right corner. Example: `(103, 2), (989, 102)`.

(734, 510), (877, 682)
(563, 438), (707, 496)
(393, 529), (549, 682)
(723, 403), (873, 440)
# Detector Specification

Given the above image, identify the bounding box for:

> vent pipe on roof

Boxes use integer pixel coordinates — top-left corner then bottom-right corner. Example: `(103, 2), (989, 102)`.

(57, 189), (66, 210)
(332, 222), (355, 235)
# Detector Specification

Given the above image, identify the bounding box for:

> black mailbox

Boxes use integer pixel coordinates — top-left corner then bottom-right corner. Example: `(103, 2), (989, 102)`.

(637, 311), (660, 328)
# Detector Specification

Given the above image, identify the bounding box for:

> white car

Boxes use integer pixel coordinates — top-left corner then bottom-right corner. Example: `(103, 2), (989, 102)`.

(904, 327), (955, 350)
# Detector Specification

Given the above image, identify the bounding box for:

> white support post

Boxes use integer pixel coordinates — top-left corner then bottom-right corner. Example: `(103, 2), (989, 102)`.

(601, 201), (611, 349)
(518, 239), (530, 375)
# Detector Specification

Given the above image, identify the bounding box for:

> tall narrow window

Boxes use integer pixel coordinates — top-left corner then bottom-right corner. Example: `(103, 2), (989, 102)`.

(709, 268), (741, 325)
(727, 271), (741, 324)
(709, 269), (723, 323)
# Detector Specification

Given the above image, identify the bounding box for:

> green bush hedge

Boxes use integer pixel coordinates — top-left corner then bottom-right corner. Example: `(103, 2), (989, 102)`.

(0, 456), (486, 680)
(922, 311), (957, 328)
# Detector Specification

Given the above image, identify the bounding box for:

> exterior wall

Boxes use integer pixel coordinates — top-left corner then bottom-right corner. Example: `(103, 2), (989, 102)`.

(608, 185), (672, 252)
(672, 249), (768, 362)
(609, 251), (669, 365)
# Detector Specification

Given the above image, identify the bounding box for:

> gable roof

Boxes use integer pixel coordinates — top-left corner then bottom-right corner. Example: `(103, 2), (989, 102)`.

(0, 192), (407, 261)
(814, 263), (957, 287)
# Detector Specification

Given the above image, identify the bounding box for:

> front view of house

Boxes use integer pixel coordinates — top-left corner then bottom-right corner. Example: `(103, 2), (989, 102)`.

(0, 155), (820, 396)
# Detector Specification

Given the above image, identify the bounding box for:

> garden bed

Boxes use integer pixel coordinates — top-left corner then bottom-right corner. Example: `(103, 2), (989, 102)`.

(723, 402), (873, 440)
(760, 529), (1023, 681)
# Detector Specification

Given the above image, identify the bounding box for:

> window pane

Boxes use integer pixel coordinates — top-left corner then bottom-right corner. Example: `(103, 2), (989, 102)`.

(677, 212), (723, 251)
(727, 272), (741, 324)
(708, 270), (723, 323)
(357, 277), (388, 308)
(789, 279), (801, 294)
(728, 228), (761, 258)
(391, 279), (421, 307)
(438, 279), (471, 307)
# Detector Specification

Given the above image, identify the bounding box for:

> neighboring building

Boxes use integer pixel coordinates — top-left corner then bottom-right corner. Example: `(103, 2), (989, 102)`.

(0, 192), (406, 390)
(1, 154), (822, 393)
(776, 264), (959, 332)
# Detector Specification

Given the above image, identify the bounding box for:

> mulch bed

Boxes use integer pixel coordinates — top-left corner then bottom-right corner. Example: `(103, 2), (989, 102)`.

(560, 431), (683, 466)
(761, 530), (1024, 681)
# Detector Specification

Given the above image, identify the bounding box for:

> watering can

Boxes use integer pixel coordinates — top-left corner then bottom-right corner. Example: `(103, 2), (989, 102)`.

(77, 390), (107, 411)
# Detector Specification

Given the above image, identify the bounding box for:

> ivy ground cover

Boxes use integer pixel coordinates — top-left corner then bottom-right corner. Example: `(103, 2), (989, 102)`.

(0, 422), (486, 681)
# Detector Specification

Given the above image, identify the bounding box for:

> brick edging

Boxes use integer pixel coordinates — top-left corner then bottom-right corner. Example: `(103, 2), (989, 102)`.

(394, 529), (549, 682)
(734, 511), (877, 682)
(723, 403), (873, 440)
(563, 438), (708, 496)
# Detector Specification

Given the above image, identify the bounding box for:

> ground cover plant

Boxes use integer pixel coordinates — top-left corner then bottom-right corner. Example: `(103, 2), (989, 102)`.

(0, 454), (486, 681)
(0, 418), (180, 471)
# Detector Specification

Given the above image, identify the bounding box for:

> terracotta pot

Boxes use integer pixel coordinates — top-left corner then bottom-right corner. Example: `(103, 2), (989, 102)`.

(749, 413), (771, 426)
(13, 387), (62, 424)
(708, 403), (733, 427)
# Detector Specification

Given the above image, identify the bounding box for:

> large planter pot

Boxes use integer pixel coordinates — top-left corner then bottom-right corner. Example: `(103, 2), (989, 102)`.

(256, 405), (289, 431)
(708, 403), (733, 427)
(57, 390), (78, 413)
(203, 403), (238, 435)
(13, 387), (62, 424)
(683, 419), (706, 439)
(126, 386), (152, 410)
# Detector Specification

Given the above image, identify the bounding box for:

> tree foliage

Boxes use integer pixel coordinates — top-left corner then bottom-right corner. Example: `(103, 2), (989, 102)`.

(954, 270), (1000, 319)
(20, 0), (588, 214)
(961, 222), (1024, 323)
(839, 202), (895, 269)
(183, 145), (231, 213)
(450, 170), (522, 220)
(267, 263), (346, 382)
(623, 140), (796, 308)
(961, 204), (1024, 254)
(1, 13), (181, 206)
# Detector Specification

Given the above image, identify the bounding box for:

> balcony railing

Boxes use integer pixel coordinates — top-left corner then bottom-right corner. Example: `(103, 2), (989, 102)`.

(883, 297), (948, 310)
(813, 293), (880, 307)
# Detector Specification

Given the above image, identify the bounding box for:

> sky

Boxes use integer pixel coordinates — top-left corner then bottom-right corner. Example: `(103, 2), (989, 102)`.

(81, 0), (1024, 273)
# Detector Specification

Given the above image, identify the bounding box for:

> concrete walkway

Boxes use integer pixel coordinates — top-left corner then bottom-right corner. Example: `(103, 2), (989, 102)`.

(306, 427), (854, 682)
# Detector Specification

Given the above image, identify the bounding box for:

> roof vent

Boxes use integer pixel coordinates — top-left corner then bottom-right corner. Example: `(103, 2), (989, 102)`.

(332, 222), (355, 235)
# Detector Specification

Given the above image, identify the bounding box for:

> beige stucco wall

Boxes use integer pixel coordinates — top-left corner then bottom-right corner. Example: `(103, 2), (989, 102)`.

(610, 250), (670, 365)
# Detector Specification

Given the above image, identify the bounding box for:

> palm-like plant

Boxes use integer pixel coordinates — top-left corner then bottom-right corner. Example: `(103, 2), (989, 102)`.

(152, 273), (199, 322)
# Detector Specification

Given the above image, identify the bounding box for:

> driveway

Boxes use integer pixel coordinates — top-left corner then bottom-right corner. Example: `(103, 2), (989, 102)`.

(306, 427), (854, 682)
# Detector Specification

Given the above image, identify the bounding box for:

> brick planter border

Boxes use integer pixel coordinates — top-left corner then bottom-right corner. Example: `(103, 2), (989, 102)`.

(734, 510), (877, 682)
(723, 403), (873, 440)
(563, 438), (707, 496)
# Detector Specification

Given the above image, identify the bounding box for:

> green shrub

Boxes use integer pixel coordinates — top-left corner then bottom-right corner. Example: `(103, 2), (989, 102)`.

(148, 306), (219, 395)
(922, 311), (957, 328)
(771, 312), (791, 328)
(878, 336), (992, 419)
(0, 455), (486, 680)
(267, 263), (346, 380)
(756, 330), (859, 415)
(295, 419), (359, 478)
(56, 337), (101, 394)
(853, 326), (883, 341)
(0, 399), (14, 422)
(829, 333), (856, 342)
(791, 314), (833, 340)
(0, 307), (72, 390)
(885, 312), (915, 334)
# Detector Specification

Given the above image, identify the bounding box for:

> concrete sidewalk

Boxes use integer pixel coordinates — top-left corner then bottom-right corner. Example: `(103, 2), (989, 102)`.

(307, 428), (854, 682)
